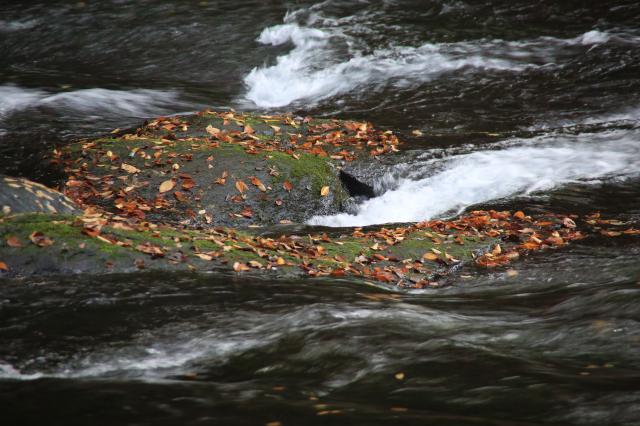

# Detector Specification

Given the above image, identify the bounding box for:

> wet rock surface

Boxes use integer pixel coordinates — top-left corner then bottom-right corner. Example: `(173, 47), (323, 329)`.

(57, 110), (400, 227)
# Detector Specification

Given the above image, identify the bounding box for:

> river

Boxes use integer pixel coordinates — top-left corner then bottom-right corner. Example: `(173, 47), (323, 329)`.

(1, 1), (639, 425)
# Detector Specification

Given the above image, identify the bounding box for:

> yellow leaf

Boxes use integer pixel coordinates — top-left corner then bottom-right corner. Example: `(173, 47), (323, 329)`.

(158, 180), (175, 193)
(320, 186), (330, 197)
(422, 252), (439, 261)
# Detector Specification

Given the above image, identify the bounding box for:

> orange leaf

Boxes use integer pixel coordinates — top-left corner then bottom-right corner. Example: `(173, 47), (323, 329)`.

(6, 236), (22, 248)
(250, 176), (266, 192)
(513, 211), (526, 220)
(0, 261), (8, 272)
(422, 252), (439, 261)
(283, 180), (293, 192)
(235, 180), (248, 194)
(243, 124), (254, 134)
(320, 186), (330, 197)
(29, 231), (54, 247)
(159, 180), (175, 193)
(174, 191), (187, 202)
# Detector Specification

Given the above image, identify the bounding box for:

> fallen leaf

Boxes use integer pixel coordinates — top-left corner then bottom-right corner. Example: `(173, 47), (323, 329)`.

(159, 180), (175, 193)
(514, 211), (526, 220)
(205, 124), (220, 136)
(29, 231), (54, 247)
(194, 253), (213, 261)
(243, 124), (254, 134)
(283, 180), (293, 192)
(233, 262), (250, 272)
(6, 236), (22, 248)
(121, 163), (141, 174)
(320, 186), (330, 197)
(250, 176), (267, 192)
(422, 252), (439, 261)
(174, 191), (187, 202)
(235, 180), (249, 194)
(0, 261), (8, 271)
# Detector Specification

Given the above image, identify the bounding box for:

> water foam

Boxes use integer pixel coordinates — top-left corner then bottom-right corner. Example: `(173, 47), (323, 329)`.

(244, 4), (635, 109)
(310, 131), (640, 227)
(0, 84), (178, 121)
(244, 23), (532, 108)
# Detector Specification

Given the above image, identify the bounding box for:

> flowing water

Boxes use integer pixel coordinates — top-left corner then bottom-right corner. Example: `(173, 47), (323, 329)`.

(1, 1), (640, 425)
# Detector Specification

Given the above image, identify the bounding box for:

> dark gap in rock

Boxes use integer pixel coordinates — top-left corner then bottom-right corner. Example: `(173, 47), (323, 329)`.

(339, 170), (376, 199)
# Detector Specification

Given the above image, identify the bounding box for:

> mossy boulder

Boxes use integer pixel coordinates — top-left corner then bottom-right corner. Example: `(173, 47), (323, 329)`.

(57, 110), (399, 227)
(0, 212), (499, 287)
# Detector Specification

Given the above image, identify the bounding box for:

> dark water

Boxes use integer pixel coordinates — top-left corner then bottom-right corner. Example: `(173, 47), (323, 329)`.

(1, 1), (640, 424)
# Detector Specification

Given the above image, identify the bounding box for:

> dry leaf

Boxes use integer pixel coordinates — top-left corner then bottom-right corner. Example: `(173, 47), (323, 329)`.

(422, 252), (439, 261)
(235, 180), (248, 194)
(233, 262), (250, 272)
(6, 236), (22, 248)
(121, 163), (140, 174)
(283, 180), (293, 192)
(205, 124), (220, 136)
(250, 176), (267, 192)
(29, 231), (54, 247)
(0, 261), (8, 271)
(159, 180), (175, 193)
(320, 186), (330, 197)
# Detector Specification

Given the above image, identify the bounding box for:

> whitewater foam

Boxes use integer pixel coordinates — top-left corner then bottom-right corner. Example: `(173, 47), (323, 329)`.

(0, 85), (178, 122)
(310, 130), (640, 227)
(244, 4), (636, 109)
(244, 23), (533, 108)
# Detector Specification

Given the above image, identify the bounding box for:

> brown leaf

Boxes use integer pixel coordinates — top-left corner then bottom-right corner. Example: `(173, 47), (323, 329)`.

(174, 191), (187, 202)
(0, 261), (8, 272)
(275, 198), (283, 206)
(121, 163), (141, 174)
(159, 180), (175, 193)
(320, 186), (330, 197)
(181, 179), (196, 190)
(243, 124), (254, 134)
(29, 231), (54, 247)
(235, 180), (249, 194)
(250, 176), (266, 192)
(6, 236), (22, 248)
(283, 180), (293, 192)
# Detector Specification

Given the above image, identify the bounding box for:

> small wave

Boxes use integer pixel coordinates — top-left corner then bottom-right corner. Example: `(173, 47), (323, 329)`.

(244, 2), (640, 109)
(244, 23), (530, 108)
(0, 85), (178, 122)
(310, 130), (640, 227)
(0, 19), (38, 32)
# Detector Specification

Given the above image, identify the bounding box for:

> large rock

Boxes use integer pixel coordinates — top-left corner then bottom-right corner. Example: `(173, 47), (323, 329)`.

(57, 110), (400, 227)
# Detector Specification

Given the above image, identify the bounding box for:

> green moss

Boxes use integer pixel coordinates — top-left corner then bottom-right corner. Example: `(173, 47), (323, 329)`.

(265, 151), (337, 193)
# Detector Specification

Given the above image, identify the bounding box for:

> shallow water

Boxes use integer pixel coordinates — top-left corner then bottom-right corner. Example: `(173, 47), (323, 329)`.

(1, 1), (640, 424)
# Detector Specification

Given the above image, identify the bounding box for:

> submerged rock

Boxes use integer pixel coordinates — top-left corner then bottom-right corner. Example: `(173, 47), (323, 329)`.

(0, 175), (79, 216)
